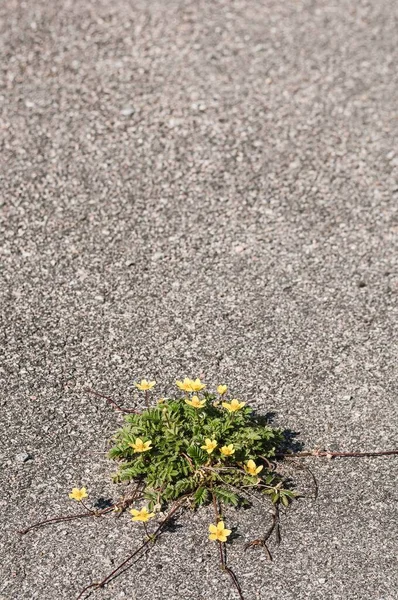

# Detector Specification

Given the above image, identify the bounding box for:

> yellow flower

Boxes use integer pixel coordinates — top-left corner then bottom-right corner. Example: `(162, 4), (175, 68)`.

(135, 379), (156, 391)
(222, 398), (246, 412)
(208, 521), (232, 542)
(130, 438), (152, 453)
(217, 385), (228, 395)
(185, 396), (206, 409)
(190, 378), (206, 392)
(130, 507), (155, 522)
(176, 378), (195, 392)
(220, 444), (235, 456)
(201, 438), (218, 454)
(69, 487), (88, 502)
(244, 459), (263, 476)
(176, 378), (206, 392)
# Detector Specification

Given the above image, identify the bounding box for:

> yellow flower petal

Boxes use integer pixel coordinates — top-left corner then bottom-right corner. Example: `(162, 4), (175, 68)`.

(135, 379), (156, 391)
(220, 444), (235, 456)
(217, 385), (228, 395)
(223, 528), (232, 537)
(208, 521), (232, 542)
(201, 439), (218, 453)
(190, 378), (206, 392)
(176, 378), (194, 392)
(130, 438), (153, 453)
(185, 396), (206, 409)
(68, 487), (88, 502)
(222, 398), (246, 412)
(130, 506), (155, 522)
(244, 459), (263, 476)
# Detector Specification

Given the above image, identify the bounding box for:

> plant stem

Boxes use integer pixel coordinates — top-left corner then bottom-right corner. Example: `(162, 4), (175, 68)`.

(85, 388), (140, 414)
(211, 492), (245, 600)
(245, 505), (280, 559)
(211, 486), (220, 521)
(80, 501), (95, 515)
(143, 522), (150, 539)
(275, 449), (398, 459)
(76, 497), (187, 599)
(18, 507), (114, 536)
(181, 452), (194, 471)
(20, 485), (144, 535)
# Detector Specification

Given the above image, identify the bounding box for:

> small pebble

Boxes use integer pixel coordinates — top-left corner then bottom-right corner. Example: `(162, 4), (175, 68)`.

(15, 452), (32, 463)
(120, 106), (135, 117)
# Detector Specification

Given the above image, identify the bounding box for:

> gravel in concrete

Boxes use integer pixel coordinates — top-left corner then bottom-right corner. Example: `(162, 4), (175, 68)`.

(1, 0), (397, 599)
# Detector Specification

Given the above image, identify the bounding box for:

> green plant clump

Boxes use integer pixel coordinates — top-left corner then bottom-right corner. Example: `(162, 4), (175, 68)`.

(109, 382), (295, 510)
(19, 379), (397, 600)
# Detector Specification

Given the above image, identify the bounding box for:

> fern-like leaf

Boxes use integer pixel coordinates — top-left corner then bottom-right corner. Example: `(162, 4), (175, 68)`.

(194, 486), (209, 506)
(187, 445), (207, 465)
(213, 487), (239, 506)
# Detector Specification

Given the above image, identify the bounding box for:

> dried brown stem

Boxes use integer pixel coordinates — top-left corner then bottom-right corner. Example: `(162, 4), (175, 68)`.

(80, 501), (96, 515)
(211, 492), (245, 600)
(275, 449), (398, 459)
(244, 504), (280, 558)
(76, 497), (187, 599)
(211, 486), (220, 521)
(19, 485), (143, 536)
(274, 504), (281, 544)
(181, 452), (194, 471)
(18, 507), (114, 536)
(85, 388), (140, 414)
(284, 459), (319, 500)
(259, 455), (277, 471)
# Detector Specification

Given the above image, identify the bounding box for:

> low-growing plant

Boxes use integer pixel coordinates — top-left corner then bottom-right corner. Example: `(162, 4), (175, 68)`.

(19, 378), (398, 600)
(109, 380), (295, 511)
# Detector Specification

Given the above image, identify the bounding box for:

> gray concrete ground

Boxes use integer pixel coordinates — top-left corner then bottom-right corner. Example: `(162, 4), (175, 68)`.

(1, 0), (397, 598)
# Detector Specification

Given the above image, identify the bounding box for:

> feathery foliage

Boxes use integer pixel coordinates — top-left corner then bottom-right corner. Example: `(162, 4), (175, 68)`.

(109, 389), (295, 510)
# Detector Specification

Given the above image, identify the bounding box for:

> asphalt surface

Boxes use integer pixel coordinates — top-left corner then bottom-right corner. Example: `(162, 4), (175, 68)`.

(1, 0), (397, 599)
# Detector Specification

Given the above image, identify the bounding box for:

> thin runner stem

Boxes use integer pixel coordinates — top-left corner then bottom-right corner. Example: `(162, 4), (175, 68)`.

(80, 501), (96, 515)
(275, 449), (398, 459)
(85, 388), (140, 414)
(76, 497), (187, 599)
(244, 504), (280, 559)
(19, 507), (114, 536)
(20, 484), (144, 535)
(211, 492), (245, 600)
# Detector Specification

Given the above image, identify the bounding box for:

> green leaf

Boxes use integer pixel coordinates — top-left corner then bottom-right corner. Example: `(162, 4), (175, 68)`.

(194, 487), (209, 506)
(187, 445), (207, 465)
(108, 386), (294, 511)
(271, 492), (279, 504)
(281, 495), (289, 507)
(213, 487), (239, 506)
(174, 477), (195, 496)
